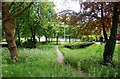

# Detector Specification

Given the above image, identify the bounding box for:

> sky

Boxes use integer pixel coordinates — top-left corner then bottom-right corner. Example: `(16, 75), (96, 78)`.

(53, 0), (81, 13)
(52, 0), (119, 13)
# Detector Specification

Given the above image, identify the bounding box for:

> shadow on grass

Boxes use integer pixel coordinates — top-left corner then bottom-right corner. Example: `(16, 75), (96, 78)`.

(5, 56), (27, 64)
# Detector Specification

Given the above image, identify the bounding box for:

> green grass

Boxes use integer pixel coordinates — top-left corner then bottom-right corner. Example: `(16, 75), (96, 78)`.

(59, 44), (119, 77)
(2, 45), (79, 77)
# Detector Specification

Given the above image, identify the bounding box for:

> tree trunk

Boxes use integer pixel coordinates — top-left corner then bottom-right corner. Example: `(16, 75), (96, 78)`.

(2, 3), (19, 61)
(28, 23), (36, 48)
(33, 33), (36, 48)
(38, 36), (40, 42)
(102, 20), (108, 42)
(3, 20), (19, 61)
(56, 35), (58, 45)
(95, 36), (98, 42)
(69, 36), (71, 43)
(33, 26), (36, 47)
(45, 36), (48, 42)
(51, 37), (53, 42)
(17, 27), (21, 46)
(101, 3), (108, 42)
(16, 19), (21, 46)
(103, 2), (119, 64)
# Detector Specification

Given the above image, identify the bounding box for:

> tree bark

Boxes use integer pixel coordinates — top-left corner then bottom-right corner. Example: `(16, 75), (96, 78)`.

(103, 2), (119, 64)
(2, 3), (19, 61)
(101, 3), (108, 42)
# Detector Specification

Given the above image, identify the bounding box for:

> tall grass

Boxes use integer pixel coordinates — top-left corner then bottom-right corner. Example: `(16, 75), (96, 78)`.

(2, 45), (79, 77)
(59, 44), (118, 77)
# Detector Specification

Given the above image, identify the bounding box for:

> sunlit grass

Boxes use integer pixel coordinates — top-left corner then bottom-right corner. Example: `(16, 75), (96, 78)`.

(59, 44), (118, 77)
(2, 45), (79, 77)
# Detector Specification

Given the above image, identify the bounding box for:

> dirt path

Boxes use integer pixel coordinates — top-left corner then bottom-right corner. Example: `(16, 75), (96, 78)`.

(55, 45), (89, 77)
(56, 45), (64, 64)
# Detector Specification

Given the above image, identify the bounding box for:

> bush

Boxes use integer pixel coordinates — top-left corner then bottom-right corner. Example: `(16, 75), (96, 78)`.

(88, 37), (94, 42)
(15, 40), (23, 46)
(64, 42), (94, 49)
(22, 39), (37, 48)
(81, 37), (88, 42)
(81, 36), (99, 42)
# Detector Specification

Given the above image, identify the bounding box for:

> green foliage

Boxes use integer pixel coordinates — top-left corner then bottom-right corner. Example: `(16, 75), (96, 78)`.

(80, 35), (99, 42)
(22, 39), (37, 48)
(2, 45), (79, 77)
(64, 42), (94, 49)
(15, 2), (56, 40)
(59, 44), (118, 77)
(36, 41), (60, 45)
(15, 40), (22, 46)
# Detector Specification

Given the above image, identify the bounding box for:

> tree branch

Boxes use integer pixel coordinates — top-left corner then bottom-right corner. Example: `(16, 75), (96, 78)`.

(11, 2), (24, 13)
(91, 15), (101, 19)
(12, 2), (33, 18)
(9, 2), (15, 10)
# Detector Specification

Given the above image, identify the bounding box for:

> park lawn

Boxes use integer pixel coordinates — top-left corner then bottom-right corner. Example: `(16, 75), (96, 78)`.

(59, 44), (119, 77)
(2, 45), (79, 77)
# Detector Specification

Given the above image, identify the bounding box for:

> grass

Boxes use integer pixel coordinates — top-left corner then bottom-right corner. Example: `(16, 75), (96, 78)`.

(2, 45), (80, 77)
(59, 43), (119, 77)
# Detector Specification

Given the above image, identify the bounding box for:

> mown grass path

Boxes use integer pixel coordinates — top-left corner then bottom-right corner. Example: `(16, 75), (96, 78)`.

(55, 45), (88, 77)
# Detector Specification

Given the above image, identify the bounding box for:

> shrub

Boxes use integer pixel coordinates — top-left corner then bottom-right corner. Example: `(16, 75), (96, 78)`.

(22, 39), (37, 48)
(64, 42), (94, 49)
(15, 40), (23, 46)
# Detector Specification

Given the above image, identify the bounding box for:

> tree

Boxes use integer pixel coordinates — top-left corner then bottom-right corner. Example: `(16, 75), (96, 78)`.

(2, 2), (33, 61)
(103, 2), (119, 64)
(37, 2), (55, 42)
(80, 2), (114, 42)
(55, 10), (79, 42)
(15, 15), (24, 46)
(18, 2), (55, 44)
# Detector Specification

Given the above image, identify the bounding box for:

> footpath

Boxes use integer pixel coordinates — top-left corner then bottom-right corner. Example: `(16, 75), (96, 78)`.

(55, 45), (88, 77)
